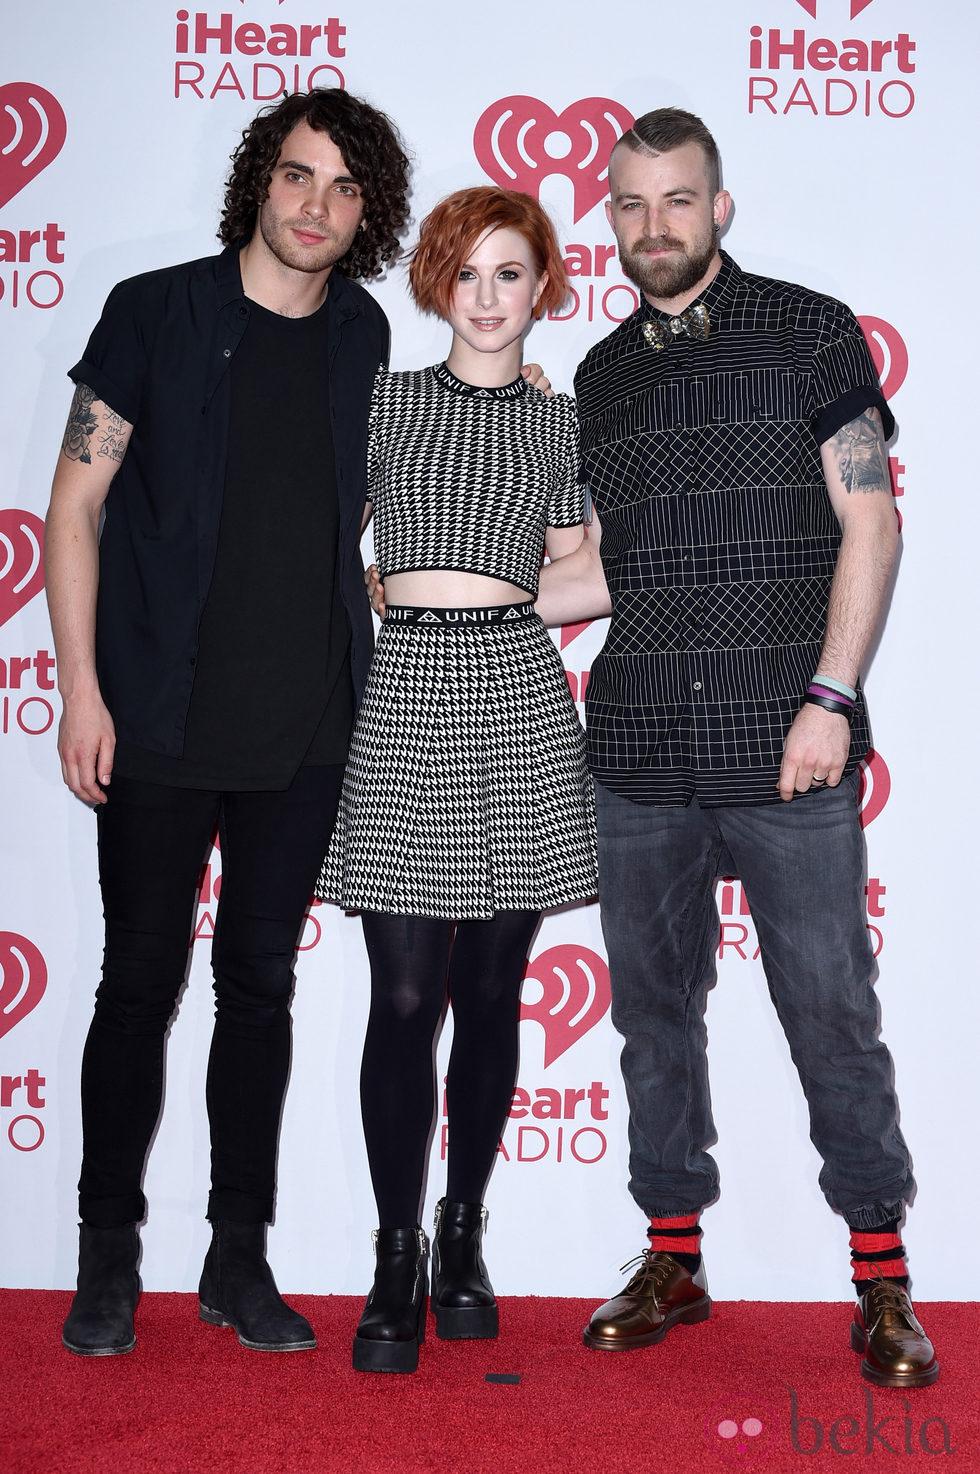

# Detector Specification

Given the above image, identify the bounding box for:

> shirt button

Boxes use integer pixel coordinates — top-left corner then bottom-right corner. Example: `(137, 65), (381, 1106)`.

(223, 348), (232, 358)
(693, 681), (702, 691)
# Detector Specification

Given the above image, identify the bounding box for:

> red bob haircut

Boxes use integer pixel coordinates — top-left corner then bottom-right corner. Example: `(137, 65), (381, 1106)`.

(408, 186), (569, 321)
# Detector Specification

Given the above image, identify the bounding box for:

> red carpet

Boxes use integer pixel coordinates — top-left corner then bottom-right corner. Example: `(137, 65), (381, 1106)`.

(0, 1292), (975, 1472)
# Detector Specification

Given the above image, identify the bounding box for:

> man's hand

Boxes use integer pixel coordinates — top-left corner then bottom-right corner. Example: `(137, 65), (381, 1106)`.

(58, 688), (116, 804)
(777, 703), (850, 801)
(522, 363), (554, 398)
(364, 563), (386, 619)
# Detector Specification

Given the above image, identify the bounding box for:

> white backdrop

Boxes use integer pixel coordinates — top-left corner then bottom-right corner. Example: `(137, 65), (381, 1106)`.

(3, 0), (977, 1303)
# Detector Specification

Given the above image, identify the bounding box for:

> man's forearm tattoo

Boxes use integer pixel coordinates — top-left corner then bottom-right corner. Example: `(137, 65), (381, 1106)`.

(831, 409), (890, 494)
(61, 383), (98, 464)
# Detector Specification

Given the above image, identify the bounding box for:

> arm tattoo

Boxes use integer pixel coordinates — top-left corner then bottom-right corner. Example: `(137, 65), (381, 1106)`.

(96, 410), (127, 464)
(61, 383), (99, 464)
(830, 409), (890, 494)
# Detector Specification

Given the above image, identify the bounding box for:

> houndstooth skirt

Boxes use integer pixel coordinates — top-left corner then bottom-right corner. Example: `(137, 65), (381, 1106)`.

(317, 604), (598, 920)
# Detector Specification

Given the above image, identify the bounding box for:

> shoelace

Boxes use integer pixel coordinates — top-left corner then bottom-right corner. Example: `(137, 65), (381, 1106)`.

(863, 1277), (916, 1327)
(619, 1250), (677, 1297)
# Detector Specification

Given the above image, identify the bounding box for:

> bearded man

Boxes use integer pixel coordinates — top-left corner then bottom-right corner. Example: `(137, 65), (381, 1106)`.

(539, 106), (936, 1389)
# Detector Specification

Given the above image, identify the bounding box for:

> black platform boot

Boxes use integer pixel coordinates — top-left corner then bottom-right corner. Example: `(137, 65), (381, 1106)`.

(431, 1198), (498, 1339)
(62, 1222), (142, 1356)
(353, 1227), (428, 1373)
(198, 1220), (316, 1351)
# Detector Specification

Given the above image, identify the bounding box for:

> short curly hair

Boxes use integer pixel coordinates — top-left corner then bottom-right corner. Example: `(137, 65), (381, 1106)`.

(219, 89), (411, 281)
(408, 187), (569, 322)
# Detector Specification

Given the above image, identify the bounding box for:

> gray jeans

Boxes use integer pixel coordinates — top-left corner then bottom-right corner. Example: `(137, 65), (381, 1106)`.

(595, 772), (913, 1231)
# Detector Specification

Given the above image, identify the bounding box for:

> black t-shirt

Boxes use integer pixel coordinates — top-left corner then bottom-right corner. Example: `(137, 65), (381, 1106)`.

(114, 296), (353, 789)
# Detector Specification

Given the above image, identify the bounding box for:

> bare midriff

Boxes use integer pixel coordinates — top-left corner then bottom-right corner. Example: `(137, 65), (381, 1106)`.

(383, 569), (532, 607)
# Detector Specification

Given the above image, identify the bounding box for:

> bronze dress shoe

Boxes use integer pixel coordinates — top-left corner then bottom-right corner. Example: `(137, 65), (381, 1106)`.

(851, 1278), (939, 1387)
(583, 1250), (711, 1351)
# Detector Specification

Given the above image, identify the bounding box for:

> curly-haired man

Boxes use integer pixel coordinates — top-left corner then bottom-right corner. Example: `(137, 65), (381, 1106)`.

(45, 90), (410, 1357)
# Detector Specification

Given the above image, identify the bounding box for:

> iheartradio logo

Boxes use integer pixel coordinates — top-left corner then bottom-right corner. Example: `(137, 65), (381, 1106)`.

(0, 510), (45, 628)
(858, 317), (907, 403)
(794, 1), (876, 14)
(0, 931), (47, 1040)
(521, 945), (610, 1067)
(0, 85), (67, 210)
(560, 620), (592, 652)
(474, 97), (634, 224)
(858, 748), (890, 828)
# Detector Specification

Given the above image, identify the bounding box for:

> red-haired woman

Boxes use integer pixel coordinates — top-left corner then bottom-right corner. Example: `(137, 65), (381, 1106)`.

(317, 187), (603, 1373)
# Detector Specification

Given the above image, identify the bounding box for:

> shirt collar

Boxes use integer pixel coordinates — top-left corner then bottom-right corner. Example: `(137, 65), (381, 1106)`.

(216, 244), (246, 308)
(431, 361), (529, 399)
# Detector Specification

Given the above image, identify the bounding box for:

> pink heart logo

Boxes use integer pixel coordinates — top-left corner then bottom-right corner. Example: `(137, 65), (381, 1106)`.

(0, 932), (47, 1039)
(858, 748), (890, 829)
(858, 316), (908, 402)
(0, 510), (45, 628)
(795, 1), (875, 15)
(521, 945), (610, 1067)
(0, 84), (67, 210)
(474, 97), (634, 224)
(560, 620), (593, 651)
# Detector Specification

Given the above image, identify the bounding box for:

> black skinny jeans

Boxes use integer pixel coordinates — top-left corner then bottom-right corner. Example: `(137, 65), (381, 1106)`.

(79, 767), (343, 1228)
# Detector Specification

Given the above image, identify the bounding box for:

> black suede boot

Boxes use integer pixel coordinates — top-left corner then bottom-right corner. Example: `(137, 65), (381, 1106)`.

(353, 1227), (428, 1373)
(431, 1198), (498, 1339)
(62, 1222), (141, 1356)
(198, 1220), (316, 1351)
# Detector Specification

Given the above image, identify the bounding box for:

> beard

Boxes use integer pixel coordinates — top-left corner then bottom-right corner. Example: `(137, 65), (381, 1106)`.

(258, 206), (359, 276)
(619, 227), (717, 302)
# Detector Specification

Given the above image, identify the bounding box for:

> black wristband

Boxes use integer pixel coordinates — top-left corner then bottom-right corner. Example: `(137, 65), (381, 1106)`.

(804, 692), (854, 721)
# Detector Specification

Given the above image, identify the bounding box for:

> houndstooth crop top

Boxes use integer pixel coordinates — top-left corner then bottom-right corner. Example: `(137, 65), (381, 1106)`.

(366, 361), (584, 598)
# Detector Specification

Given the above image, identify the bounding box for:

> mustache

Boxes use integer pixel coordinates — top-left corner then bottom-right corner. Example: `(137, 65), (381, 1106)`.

(287, 222), (335, 238)
(629, 235), (687, 255)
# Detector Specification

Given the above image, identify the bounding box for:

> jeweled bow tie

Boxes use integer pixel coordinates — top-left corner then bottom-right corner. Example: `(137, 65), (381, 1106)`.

(642, 303), (710, 351)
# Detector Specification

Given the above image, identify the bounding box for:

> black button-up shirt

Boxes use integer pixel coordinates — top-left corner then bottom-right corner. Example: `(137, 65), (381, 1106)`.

(575, 253), (893, 807)
(70, 245), (388, 758)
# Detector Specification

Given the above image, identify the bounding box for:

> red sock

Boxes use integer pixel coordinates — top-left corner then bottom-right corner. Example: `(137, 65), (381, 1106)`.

(849, 1224), (908, 1292)
(648, 1214), (702, 1265)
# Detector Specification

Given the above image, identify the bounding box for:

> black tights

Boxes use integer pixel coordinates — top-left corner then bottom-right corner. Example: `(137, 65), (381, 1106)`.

(359, 910), (540, 1228)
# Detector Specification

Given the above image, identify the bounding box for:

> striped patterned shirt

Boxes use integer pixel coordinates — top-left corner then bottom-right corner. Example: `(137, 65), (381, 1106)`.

(575, 253), (892, 806)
